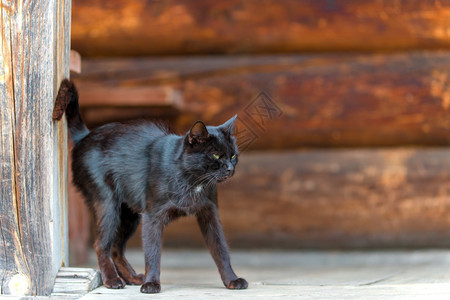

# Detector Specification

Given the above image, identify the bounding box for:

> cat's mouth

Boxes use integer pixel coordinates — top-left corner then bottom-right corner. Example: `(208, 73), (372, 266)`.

(216, 170), (235, 183)
(216, 175), (231, 183)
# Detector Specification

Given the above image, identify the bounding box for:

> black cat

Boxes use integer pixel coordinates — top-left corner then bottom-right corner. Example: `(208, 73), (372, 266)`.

(53, 79), (248, 293)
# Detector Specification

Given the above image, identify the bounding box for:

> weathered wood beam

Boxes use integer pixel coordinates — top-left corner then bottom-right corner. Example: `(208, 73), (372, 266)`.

(77, 83), (182, 108)
(159, 148), (450, 249)
(0, 0), (70, 296)
(71, 0), (450, 56)
(75, 148), (449, 249)
(73, 52), (450, 149)
(51, 267), (101, 299)
(70, 50), (82, 73)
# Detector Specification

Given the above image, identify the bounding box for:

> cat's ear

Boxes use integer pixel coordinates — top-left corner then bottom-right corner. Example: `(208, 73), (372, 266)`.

(188, 120), (209, 144)
(219, 114), (237, 136)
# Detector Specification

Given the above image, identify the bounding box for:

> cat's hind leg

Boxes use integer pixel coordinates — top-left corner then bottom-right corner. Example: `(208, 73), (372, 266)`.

(111, 203), (144, 285)
(93, 200), (126, 289)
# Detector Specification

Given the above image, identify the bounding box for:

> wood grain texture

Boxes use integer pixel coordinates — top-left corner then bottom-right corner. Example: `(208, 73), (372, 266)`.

(0, 0), (70, 296)
(159, 148), (450, 249)
(65, 251), (450, 299)
(70, 50), (81, 73)
(84, 148), (450, 249)
(73, 52), (450, 149)
(0, 1), (29, 294)
(71, 0), (450, 56)
(51, 267), (101, 299)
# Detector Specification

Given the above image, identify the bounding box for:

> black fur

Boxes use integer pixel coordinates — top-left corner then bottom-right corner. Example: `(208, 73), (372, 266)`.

(53, 79), (247, 293)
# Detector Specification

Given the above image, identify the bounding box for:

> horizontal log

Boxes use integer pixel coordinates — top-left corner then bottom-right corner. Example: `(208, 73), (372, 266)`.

(77, 84), (182, 108)
(72, 52), (450, 148)
(70, 148), (450, 251)
(156, 148), (450, 249)
(68, 147), (450, 256)
(71, 0), (450, 56)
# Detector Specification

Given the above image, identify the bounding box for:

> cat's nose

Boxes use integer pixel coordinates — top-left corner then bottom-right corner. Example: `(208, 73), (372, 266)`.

(226, 165), (234, 176)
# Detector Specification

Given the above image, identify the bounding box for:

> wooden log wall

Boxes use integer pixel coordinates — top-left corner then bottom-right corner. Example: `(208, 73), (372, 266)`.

(72, 52), (450, 248)
(163, 148), (450, 249)
(71, 0), (450, 56)
(72, 147), (450, 249)
(67, 0), (450, 256)
(118, 148), (450, 249)
(0, 0), (70, 296)
(72, 52), (450, 149)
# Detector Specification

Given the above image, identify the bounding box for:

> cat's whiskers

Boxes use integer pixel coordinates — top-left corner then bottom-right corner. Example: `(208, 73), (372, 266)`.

(203, 174), (218, 190)
(192, 173), (214, 188)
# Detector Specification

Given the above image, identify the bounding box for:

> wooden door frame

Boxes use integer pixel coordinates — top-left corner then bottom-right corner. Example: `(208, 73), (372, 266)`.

(1, 0), (70, 296)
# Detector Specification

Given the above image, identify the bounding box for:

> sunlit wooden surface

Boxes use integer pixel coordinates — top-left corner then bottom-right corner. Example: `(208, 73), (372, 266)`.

(78, 250), (450, 299)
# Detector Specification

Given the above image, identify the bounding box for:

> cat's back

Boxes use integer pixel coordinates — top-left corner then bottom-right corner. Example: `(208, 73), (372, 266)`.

(75, 121), (166, 153)
(73, 120), (170, 173)
(72, 121), (169, 209)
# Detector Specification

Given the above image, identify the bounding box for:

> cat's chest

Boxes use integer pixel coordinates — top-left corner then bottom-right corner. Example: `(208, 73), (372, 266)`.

(194, 185), (204, 193)
(171, 185), (208, 214)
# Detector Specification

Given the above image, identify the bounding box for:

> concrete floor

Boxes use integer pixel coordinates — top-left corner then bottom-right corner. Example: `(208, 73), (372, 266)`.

(78, 250), (450, 299)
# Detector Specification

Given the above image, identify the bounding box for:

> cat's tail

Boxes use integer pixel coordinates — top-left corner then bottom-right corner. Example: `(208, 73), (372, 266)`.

(53, 79), (90, 144)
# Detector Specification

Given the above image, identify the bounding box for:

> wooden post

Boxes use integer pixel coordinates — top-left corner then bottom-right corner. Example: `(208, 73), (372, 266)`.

(0, 0), (70, 296)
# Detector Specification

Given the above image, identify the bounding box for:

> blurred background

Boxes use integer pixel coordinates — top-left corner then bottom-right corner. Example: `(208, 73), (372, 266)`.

(68, 0), (450, 265)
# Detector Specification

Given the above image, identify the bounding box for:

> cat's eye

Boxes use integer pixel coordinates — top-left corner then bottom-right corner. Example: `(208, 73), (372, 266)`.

(213, 154), (220, 159)
(231, 154), (237, 159)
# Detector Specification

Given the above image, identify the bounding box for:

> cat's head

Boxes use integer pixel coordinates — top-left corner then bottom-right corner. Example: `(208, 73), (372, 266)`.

(182, 115), (239, 184)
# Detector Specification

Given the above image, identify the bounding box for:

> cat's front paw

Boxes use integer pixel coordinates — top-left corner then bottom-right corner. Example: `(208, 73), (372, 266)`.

(104, 276), (126, 289)
(140, 281), (161, 294)
(227, 278), (248, 290)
